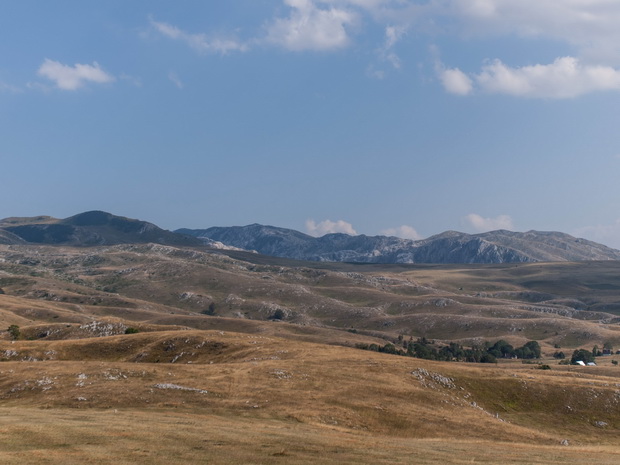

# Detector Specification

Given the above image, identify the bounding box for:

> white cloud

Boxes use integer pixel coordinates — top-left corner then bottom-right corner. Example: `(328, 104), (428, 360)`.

(306, 219), (357, 236)
(476, 56), (620, 98)
(144, 1), (620, 98)
(574, 219), (620, 250)
(380, 225), (422, 240)
(464, 214), (514, 232)
(150, 18), (248, 54)
(453, 0), (497, 19)
(448, 0), (620, 63)
(37, 59), (114, 90)
(438, 56), (620, 99)
(380, 25), (406, 69)
(439, 67), (473, 95)
(266, 0), (356, 51)
(168, 71), (184, 89)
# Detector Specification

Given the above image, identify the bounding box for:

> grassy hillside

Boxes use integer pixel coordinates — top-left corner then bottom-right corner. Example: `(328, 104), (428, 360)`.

(0, 331), (618, 463)
(0, 243), (620, 463)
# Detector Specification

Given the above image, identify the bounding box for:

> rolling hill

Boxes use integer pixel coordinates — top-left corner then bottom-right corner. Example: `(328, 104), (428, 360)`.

(2, 210), (620, 463)
(1, 211), (202, 247)
(0, 240), (620, 463)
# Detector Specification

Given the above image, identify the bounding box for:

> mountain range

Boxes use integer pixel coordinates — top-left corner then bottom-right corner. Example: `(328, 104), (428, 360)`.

(178, 224), (620, 264)
(1, 210), (619, 264)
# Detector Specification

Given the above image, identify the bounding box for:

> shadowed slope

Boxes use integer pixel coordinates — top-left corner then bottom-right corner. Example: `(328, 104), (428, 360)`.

(1, 211), (202, 247)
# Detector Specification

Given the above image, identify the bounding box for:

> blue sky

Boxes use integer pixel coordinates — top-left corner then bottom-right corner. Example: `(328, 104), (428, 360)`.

(3, 1), (620, 247)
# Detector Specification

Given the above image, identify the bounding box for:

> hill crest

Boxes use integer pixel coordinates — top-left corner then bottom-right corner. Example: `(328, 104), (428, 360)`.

(0, 211), (201, 247)
(2, 211), (618, 263)
(180, 224), (620, 264)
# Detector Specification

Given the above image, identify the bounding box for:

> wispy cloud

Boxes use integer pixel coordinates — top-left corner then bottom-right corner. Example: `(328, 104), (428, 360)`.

(119, 73), (142, 87)
(168, 71), (184, 89)
(464, 213), (514, 232)
(150, 17), (248, 54)
(37, 59), (114, 90)
(306, 218), (357, 236)
(265, 0), (357, 51)
(380, 225), (421, 240)
(0, 80), (21, 93)
(380, 25), (406, 69)
(147, 1), (620, 97)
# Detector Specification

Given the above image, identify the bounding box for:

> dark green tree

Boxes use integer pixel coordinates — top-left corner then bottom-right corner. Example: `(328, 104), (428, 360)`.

(522, 341), (541, 359)
(270, 309), (285, 320)
(488, 340), (514, 358)
(7, 325), (20, 340)
(202, 302), (216, 316)
(571, 349), (595, 365)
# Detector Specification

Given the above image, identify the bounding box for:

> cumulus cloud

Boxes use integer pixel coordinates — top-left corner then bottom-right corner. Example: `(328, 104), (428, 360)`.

(306, 219), (357, 236)
(145, 1), (620, 98)
(574, 219), (620, 250)
(150, 18), (248, 54)
(476, 56), (620, 98)
(464, 214), (514, 232)
(439, 67), (473, 95)
(37, 59), (114, 90)
(438, 57), (620, 98)
(266, 0), (356, 51)
(380, 225), (421, 240)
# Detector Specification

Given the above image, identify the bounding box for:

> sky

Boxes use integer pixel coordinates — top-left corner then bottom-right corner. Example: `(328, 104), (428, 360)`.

(3, 1), (620, 247)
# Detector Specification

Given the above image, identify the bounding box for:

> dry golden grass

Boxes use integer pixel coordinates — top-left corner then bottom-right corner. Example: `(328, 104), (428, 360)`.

(2, 245), (620, 463)
(0, 331), (617, 463)
(0, 408), (619, 465)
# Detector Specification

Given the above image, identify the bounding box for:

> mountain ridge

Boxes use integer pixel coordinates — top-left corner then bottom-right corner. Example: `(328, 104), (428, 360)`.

(0, 211), (202, 247)
(179, 224), (620, 264)
(1, 211), (618, 263)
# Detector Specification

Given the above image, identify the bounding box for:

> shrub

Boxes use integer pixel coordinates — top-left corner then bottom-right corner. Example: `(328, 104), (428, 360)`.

(202, 302), (216, 316)
(125, 327), (139, 334)
(7, 325), (20, 340)
(269, 309), (285, 320)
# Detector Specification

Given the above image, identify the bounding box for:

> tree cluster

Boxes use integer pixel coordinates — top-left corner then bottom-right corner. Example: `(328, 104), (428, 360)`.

(356, 337), (541, 364)
(570, 348), (595, 365)
(486, 340), (541, 359)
